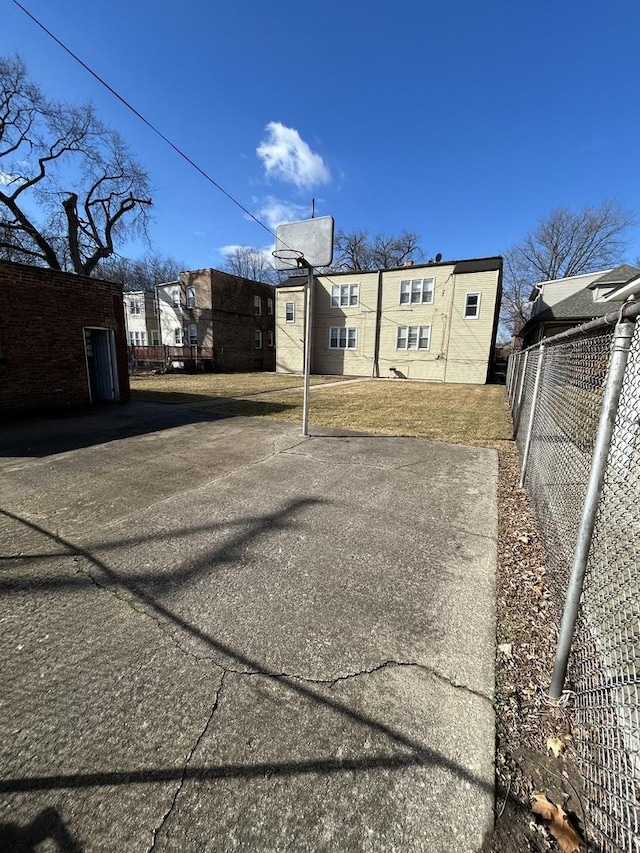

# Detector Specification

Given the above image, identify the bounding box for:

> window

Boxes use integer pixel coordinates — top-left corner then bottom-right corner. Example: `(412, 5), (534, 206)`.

(171, 289), (180, 309)
(285, 301), (295, 323)
(174, 328), (183, 345)
(254, 295), (262, 315)
(186, 286), (196, 308)
(129, 299), (141, 315)
(187, 323), (197, 345)
(399, 278), (434, 305)
(331, 283), (359, 308)
(396, 325), (430, 350)
(255, 329), (263, 349)
(464, 292), (481, 319)
(267, 330), (274, 347)
(128, 331), (135, 344)
(267, 297), (273, 315)
(329, 327), (357, 349)
(129, 330), (146, 346)
(151, 330), (159, 345)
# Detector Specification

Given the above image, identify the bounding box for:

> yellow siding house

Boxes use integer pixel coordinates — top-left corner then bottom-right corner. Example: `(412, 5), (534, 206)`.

(276, 256), (502, 384)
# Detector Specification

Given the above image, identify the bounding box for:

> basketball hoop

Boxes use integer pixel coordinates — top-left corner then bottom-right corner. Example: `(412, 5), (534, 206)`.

(272, 248), (306, 270)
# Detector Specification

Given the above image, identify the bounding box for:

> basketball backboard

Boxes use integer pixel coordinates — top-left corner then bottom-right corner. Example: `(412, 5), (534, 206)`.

(274, 215), (334, 270)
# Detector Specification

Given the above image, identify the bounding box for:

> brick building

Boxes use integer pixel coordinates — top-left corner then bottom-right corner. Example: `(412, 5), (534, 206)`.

(0, 261), (130, 417)
(156, 268), (275, 371)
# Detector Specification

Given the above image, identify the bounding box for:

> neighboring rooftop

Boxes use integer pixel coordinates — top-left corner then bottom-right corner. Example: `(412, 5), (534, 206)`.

(587, 263), (640, 290)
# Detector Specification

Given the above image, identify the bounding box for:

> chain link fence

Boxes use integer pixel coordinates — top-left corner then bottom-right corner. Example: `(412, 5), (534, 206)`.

(508, 305), (640, 852)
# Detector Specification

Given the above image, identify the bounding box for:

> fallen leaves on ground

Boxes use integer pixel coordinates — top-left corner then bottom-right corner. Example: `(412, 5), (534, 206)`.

(531, 793), (583, 852)
(546, 737), (565, 759)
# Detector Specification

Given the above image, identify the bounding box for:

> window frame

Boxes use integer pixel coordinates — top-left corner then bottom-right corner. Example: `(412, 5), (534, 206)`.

(464, 292), (481, 319)
(396, 324), (431, 351)
(331, 283), (359, 308)
(171, 289), (180, 309)
(187, 323), (198, 346)
(174, 327), (183, 345)
(129, 299), (141, 315)
(267, 329), (274, 348)
(267, 297), (273, 315)
(399, 277), (435, 306)
(255, 329), (263, 349)
(186, 286), (196, 309)
(285, 301), (295, 323)
(329, 326), (357, 350)
(254, 295), (262, 316)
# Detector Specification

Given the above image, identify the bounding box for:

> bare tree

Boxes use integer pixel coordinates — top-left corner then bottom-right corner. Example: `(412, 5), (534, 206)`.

(224, 245), (277, 283)
(97, 251), (185, 291)
(0, 55), (152, 276)
(502, 201), (636, 333)
(332, 229), (423, 271)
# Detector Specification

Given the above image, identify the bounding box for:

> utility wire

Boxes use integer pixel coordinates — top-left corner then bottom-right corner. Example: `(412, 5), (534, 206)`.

(12, 0), (278, 240)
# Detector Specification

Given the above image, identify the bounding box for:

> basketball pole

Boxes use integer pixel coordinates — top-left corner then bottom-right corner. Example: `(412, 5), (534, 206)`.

(302, 260), (313, 436)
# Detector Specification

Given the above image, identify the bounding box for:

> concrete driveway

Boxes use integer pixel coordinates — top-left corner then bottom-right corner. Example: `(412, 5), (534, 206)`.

(0, 402), (498, 852)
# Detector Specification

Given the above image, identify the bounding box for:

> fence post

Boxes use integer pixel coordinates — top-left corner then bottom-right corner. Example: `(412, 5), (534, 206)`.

(512, 349), (529, 435)
(519, 344), (545, 488)
(549, 317), (636, 699)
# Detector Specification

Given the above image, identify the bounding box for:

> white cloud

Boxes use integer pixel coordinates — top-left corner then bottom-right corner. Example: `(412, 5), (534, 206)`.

(256, 122), (330, 189)
(253, 196), (309, 231)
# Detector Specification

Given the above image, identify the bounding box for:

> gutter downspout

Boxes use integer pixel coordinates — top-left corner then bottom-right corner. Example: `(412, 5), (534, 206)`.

(372, 269), (383, 377)
(443, 272), (456, 383)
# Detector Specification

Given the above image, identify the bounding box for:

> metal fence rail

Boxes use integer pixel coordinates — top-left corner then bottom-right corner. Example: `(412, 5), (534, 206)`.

(508, 304), (640, 852)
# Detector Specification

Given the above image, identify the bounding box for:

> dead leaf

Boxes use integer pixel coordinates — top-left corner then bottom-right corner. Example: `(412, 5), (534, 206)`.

(498, 643), (513, 658)
(518, 533), (530, 544)
(531, 792), (582, 852)
(547, 737), (565, 758)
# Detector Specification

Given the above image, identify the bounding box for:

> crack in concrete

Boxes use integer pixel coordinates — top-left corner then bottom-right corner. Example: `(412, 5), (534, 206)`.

(147, 670), (226, 852)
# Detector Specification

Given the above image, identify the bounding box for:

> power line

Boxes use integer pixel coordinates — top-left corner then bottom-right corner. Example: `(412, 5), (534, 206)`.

(12, 0), (278, 240)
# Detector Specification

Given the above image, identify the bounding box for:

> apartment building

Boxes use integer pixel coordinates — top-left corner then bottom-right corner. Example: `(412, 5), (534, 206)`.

(276, 256), (502, 384)
(123, 290), (159, 346)
(156, 268), (275, 371)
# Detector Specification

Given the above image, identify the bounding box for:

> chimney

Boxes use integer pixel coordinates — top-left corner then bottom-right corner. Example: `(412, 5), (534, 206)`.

(403, 260), (414, 267)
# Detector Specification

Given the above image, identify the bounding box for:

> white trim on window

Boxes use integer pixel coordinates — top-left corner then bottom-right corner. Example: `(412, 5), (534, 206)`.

(329, 326), (357, 349)
(464, 292), (481, 319)
(151, 330), (159, 345)
(267, 329), (274, 347)
(267, 297), (273, 315)
(396, 325), (431, 350)
(129, 299), (141, 315)
(171, 289), (180, 309)
(285, 301), (295, 323)
(187, 323), (197, 345)
(255, 329), (263, 349)
(186, 286), (196, 308)
(174, 328), (183, 345)
(399, 278), (435, 305)
(331, 283), (359, 308)
(254, 295), (262, 315)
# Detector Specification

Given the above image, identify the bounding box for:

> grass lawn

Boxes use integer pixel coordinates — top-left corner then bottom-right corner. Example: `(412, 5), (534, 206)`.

(132, 372), (511, 445)
(209, 379), (511, 445)
(130, 372), (350, 404)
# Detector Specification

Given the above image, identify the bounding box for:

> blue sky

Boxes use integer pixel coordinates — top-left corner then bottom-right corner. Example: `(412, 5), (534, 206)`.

(4, 0), (640, 270)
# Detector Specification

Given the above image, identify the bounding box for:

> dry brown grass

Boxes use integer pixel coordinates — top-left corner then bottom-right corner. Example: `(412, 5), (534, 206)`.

(209, 379), (512, 445)
(130, 372), (349, 404)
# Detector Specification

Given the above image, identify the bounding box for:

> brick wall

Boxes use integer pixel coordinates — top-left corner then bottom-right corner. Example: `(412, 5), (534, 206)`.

(0, 261), (130, 416)
(209, 271), (276, 371)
